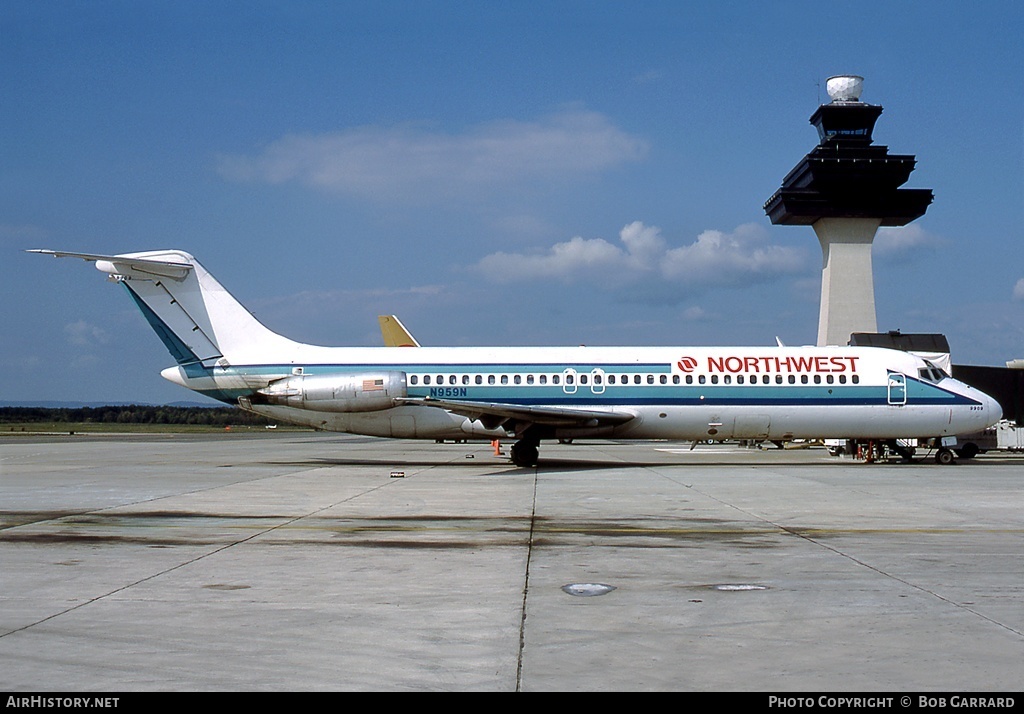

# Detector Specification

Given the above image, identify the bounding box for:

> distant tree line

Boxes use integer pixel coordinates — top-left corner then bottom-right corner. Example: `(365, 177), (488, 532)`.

(0, 405), (276, 426)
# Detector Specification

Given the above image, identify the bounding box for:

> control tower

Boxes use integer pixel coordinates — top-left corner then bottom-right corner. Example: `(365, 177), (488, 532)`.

(763, 76), (933, 346)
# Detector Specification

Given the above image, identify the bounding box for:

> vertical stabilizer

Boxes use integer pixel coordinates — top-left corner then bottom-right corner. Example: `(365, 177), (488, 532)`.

(29, 249), (298, 365)
(378, 315), (421, 347)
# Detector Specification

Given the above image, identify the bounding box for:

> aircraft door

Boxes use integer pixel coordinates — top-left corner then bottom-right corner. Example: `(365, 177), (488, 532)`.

(562, 368), (578, 395)
(590, 368), (606, 395)
(887, 373), (907, 405)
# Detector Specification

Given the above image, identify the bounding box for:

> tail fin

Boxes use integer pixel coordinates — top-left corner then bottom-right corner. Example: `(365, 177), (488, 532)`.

(378, 315), (421, 347)
(30, 249), (297, 366)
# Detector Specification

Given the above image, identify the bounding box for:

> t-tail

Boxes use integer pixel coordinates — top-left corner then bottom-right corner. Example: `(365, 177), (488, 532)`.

(29, 249), (300, 401)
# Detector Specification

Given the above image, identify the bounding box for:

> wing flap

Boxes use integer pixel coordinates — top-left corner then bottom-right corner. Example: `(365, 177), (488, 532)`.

(396, 396), (636, 431)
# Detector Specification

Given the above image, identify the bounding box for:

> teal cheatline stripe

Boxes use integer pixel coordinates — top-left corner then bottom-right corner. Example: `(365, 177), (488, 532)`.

(120, 282), (204, 366)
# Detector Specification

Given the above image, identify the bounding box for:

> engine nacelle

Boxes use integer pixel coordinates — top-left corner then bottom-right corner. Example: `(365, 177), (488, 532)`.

(255, 371), (407, 413)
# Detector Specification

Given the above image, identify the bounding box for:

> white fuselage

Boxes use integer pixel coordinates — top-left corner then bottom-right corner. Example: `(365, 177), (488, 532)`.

(163, 344), (1000, 442)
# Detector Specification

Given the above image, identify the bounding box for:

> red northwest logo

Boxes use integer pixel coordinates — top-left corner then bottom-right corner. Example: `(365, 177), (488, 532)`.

(676, 356), (698, 372)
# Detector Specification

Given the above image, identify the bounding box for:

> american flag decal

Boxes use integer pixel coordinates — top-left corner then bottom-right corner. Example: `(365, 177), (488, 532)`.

(363, 379), (385, 391)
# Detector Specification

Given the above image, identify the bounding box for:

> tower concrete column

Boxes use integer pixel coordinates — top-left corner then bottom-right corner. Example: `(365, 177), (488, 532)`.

(814, 217), (881, 346)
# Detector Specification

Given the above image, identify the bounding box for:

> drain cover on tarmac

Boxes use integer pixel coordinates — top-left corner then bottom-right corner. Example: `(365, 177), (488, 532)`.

(562, 583), (616, 597)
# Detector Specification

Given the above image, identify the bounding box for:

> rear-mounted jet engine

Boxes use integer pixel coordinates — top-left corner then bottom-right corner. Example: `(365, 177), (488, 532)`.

(253, 371), (407, 412)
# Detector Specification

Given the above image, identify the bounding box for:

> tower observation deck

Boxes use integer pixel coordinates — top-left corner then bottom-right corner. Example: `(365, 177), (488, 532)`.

(764, 76), (933, 345)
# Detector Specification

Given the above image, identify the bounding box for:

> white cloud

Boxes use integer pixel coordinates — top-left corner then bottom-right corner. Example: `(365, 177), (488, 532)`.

(680, 306), (710, 321)
(247, 284), (447, 344)
(632, 69), (664, 84)
(251, 284), (446, 324)
(0, 224), (48, 242)
(874, 224), (944, 255)
(474, 221), (808, 300)
(619, 221), (668, 269)
(659, 224), (804, 286)
(476, 235), (624, 281)
(64, 320), (108, 347)
(1013, 278), (1024, 301)
(217, 109), (647, 202)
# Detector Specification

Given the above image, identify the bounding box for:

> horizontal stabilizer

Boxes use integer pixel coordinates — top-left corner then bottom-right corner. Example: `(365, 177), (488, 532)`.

(28, 249), (194, 280)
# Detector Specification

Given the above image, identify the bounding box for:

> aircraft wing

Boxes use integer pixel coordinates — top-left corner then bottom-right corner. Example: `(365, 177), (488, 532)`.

(396, 396), (636, 432)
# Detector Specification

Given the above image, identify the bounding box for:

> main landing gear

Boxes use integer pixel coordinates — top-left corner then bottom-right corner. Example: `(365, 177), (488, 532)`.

(510, 438), (540, 468)
(509, 426), (545, 467)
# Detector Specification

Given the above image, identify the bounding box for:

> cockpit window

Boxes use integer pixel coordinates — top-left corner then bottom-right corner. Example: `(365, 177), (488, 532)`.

(918, 361), (948, 384)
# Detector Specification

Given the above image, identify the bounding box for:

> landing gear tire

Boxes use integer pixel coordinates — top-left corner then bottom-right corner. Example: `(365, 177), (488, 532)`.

(888, 440), (916, 463)
(935, 448), (956, 465)
(955, 442), (979, 459)
(510, 440), (539, 468)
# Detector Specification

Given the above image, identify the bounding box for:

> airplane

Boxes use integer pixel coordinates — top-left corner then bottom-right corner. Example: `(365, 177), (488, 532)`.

(378, 315), (420, 347)
(30, 249), (1002, 466)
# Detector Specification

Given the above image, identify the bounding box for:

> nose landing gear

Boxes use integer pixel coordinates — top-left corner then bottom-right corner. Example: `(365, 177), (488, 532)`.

(852, 439), (959, 465)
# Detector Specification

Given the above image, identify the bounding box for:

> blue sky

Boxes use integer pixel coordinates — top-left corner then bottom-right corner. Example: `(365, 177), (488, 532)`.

(3, 1), (1022, 404)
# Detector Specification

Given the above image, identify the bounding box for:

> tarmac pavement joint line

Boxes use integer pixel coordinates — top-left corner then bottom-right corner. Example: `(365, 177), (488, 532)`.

(657, 469), (1024, 642)
(516, 463), (540, 693)
(770, 523), (1024, 640)
(0, 451), (471, 642)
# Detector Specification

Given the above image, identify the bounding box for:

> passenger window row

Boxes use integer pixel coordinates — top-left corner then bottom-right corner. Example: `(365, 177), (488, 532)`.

(407, 372), (860, 386)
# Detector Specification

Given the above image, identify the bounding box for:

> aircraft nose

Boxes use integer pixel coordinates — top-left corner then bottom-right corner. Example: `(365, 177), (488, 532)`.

(985, 391), (1003, 424)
